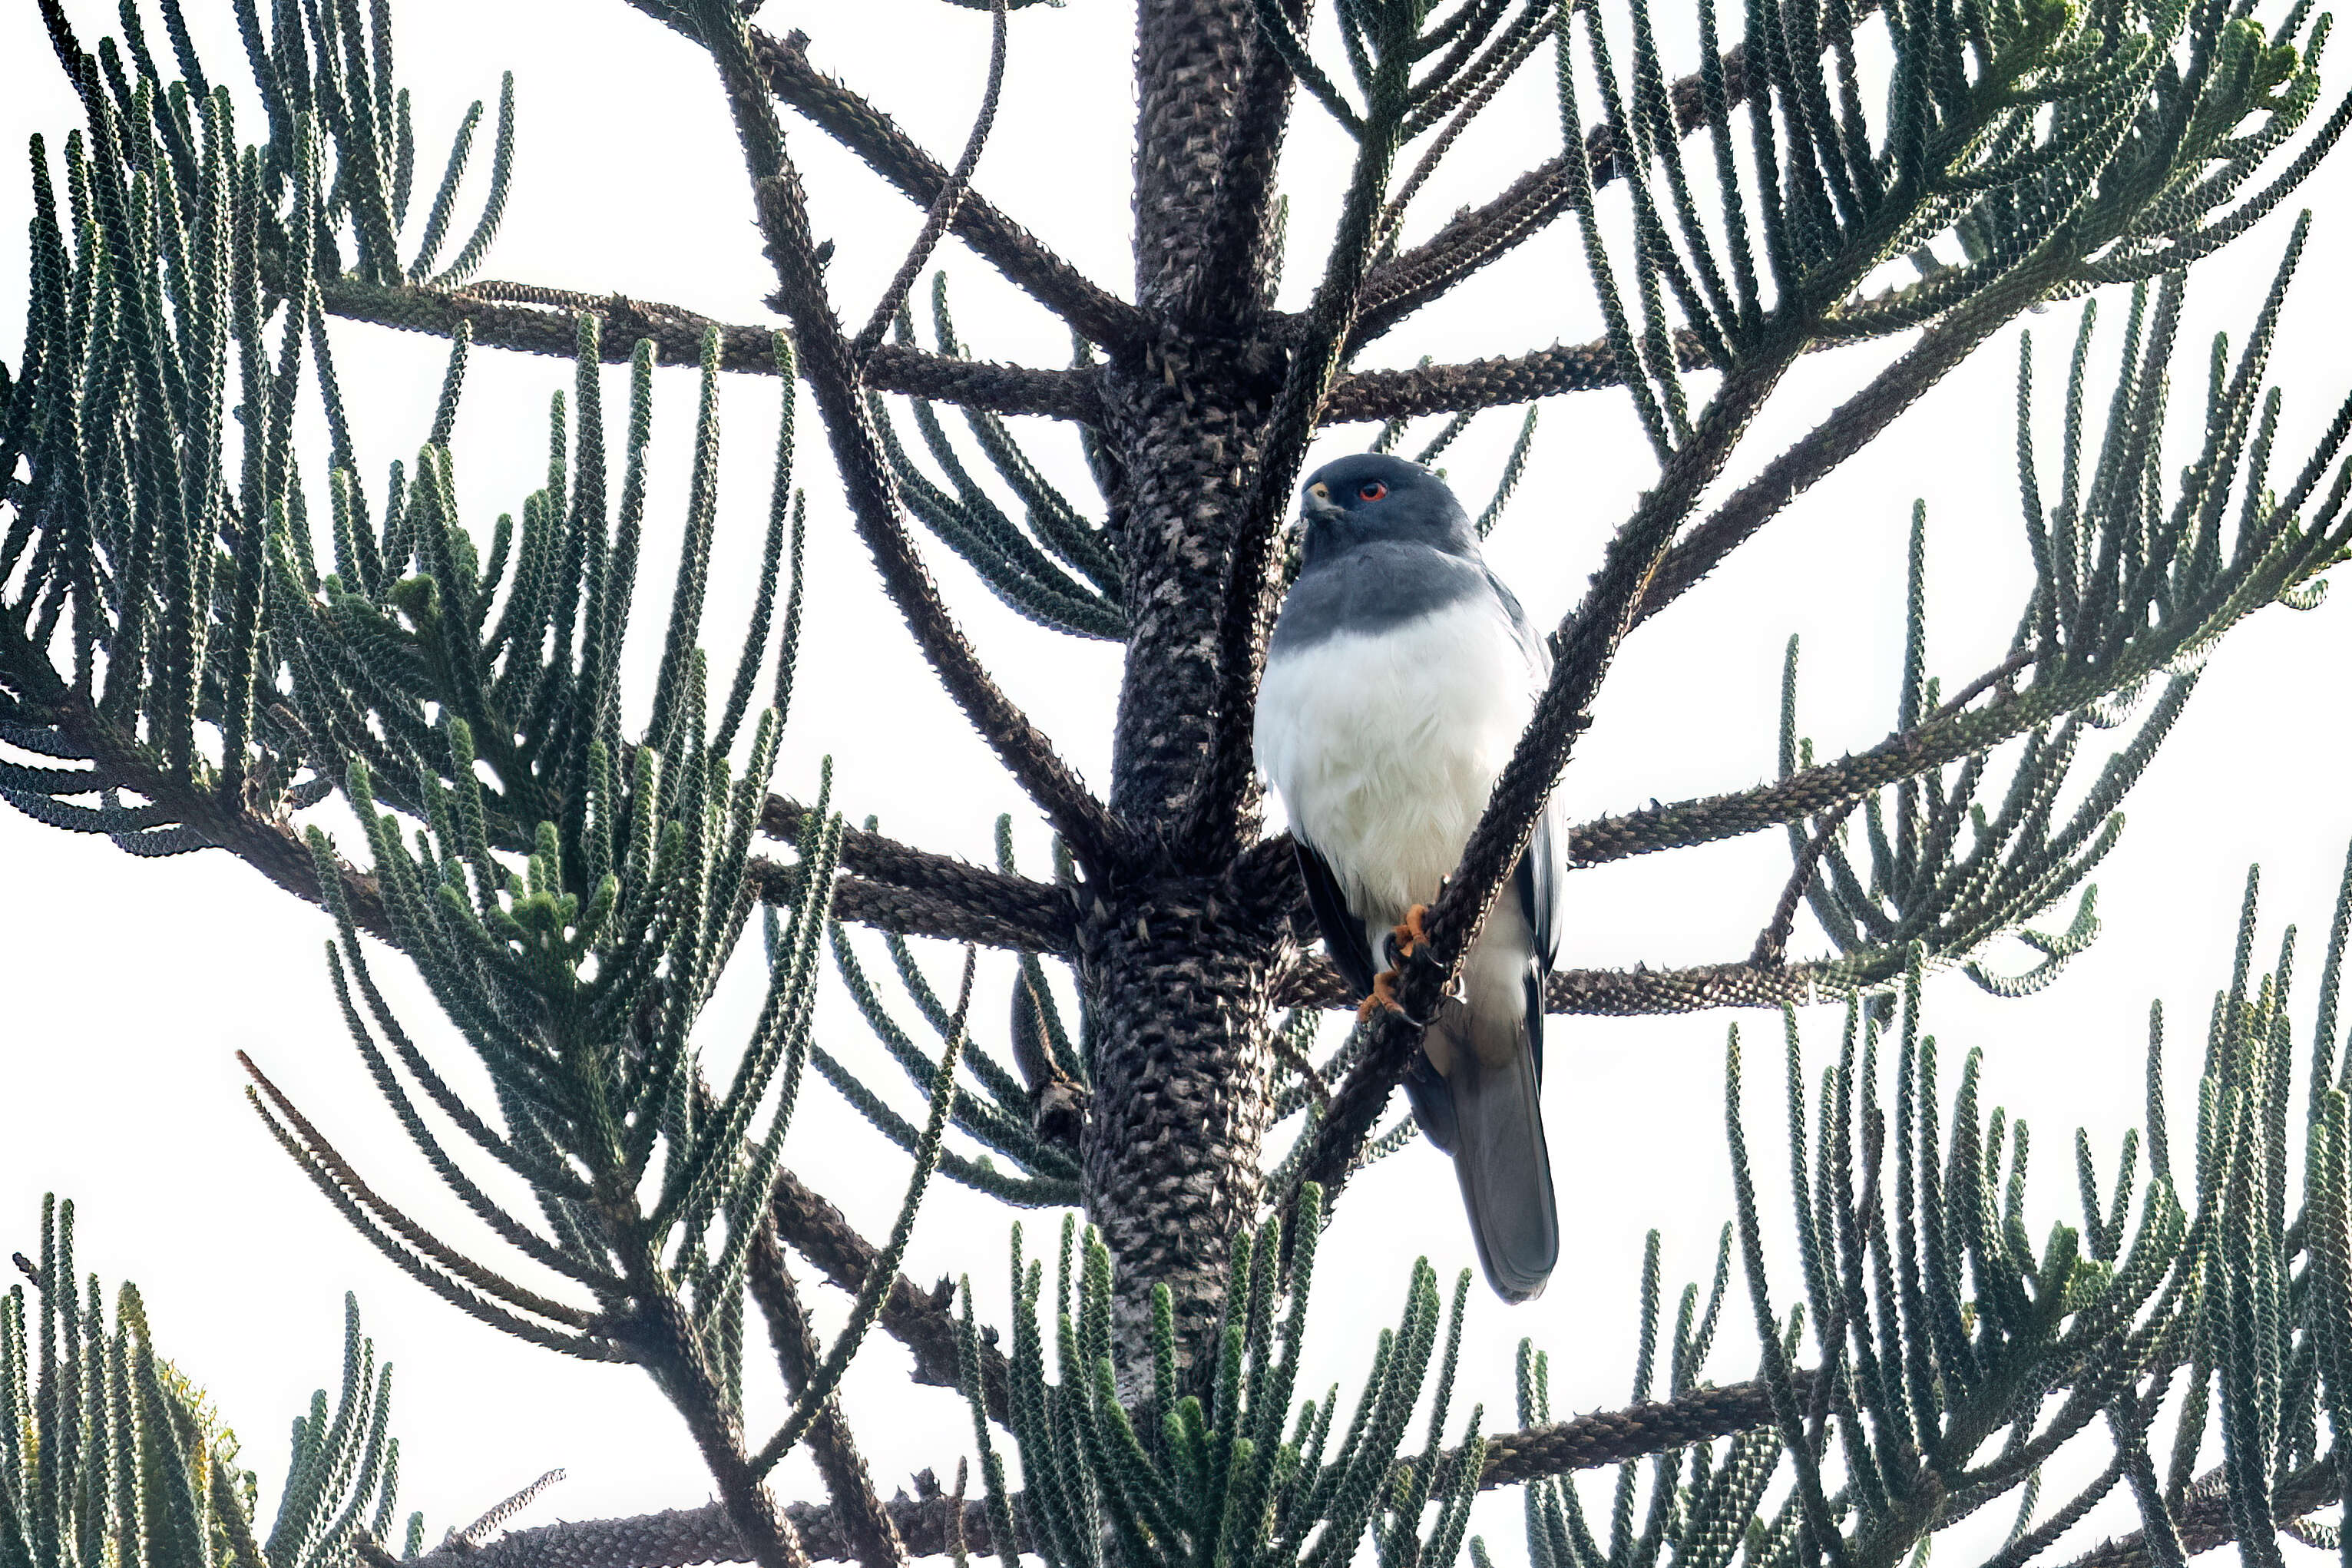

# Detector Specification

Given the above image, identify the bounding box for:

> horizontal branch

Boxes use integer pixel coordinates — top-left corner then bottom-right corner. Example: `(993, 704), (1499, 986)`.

(759, 797), (1073, 951)
(398, 1372), (1811, 1566)
(397, 1496), (986, 1568)
(1271, 951), (1828, 1013)
(1324, 330), (1712, 423)
(1477, 1372), (1806, 1487)
(1328, 246), (1992, 425)
(2059, 1457), (2338, 1568)
(753, 860), (1067, 952)
(754, 797), (1074, 948)
(319, 278), (1100, 422)
(10, 688), (396, 941)
(8, 684), (1043, 964)
(1561, 680), (2060, 872)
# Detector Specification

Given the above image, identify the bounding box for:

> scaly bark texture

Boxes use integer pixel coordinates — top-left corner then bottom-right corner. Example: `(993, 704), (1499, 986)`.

(1102, 358), (1281, 831)
(1080, 4), (1308, 1365)
(1077, 868), (1295, 1368)
(1132, 0), (1262, 321)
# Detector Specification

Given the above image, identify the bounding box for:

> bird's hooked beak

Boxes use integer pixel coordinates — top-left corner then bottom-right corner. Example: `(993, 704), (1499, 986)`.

(1300, 480), (1345, 528)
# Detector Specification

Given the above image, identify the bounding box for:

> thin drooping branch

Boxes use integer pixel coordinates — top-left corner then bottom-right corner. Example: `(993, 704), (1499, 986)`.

(618, 3), (1145, 349)
(1271, 952), (1828, 1013)
(747, 26), (1144, 349)
(762, 1170), (1012, 1426)
(1347, 37), (1755, 346)
(1630, 272), (2062, 629)
(1752, 805), (1854, 968)
(848, 0), (1009, 360)
(1374, 6), (1560, 253)
(744, 1229), (909, 1568)
(696, 8), (1123, 873)
(318, 278), (1101, 422)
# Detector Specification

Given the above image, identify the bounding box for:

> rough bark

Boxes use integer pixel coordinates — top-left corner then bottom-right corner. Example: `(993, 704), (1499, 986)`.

(1075, 869), (1295, 1378)
(1131, 0), (1261, 323)
(1087, 246), (1292, 1376)
(1100, 357), (1282, 832)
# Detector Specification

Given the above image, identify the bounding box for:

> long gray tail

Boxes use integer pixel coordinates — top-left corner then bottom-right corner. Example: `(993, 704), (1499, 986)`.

(1431, 1000), (1559, 1302)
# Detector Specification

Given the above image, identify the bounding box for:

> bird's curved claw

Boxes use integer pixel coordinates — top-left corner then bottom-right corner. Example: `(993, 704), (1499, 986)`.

(1356, 967), (1434, 1027)
(1386, 903), (1432, 967)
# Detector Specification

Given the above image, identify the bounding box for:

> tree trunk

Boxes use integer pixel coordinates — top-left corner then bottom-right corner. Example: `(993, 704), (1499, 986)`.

(1072, 0), (1299, 1378)
(1077, 871), (1292, 1377)
(1087, 356), (1292, 1372)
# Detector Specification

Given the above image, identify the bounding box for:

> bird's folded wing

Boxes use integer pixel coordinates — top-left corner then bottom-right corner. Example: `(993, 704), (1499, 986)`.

(1295, 838), (1377, 998)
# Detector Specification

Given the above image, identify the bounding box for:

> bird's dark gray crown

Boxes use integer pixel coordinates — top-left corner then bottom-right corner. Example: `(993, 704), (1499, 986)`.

(1268, 454), (1500, 654)
(1295, 453), (1480, 566)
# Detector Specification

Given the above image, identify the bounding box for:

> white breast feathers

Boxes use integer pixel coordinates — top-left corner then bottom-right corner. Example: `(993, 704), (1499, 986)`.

(1254, 601), (1537, 927)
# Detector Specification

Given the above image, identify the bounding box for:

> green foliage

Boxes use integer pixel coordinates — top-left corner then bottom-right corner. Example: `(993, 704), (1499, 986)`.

(3, 0), (858, 1395)
(950, 1187), (1490, 1568)
(1776, 240), (2352, 999)
(1584, 859), (2352, 1568)
(5, 2), (2352, 1566)
(1535, 0), (2347, 469)
(0, 0), (520, 849)
(867, 280), (1126, 643)
(941, 855), (2352, 1568)
(236, 319), (842, 1384)
(1, 1199), (415, 1568)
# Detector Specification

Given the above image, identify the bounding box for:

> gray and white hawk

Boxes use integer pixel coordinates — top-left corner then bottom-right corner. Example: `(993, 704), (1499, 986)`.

(1254, 452), (1563, 1302)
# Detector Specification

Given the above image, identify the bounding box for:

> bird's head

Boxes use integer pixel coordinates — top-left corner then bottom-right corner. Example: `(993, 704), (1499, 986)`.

(1296, 453), (1477, 564)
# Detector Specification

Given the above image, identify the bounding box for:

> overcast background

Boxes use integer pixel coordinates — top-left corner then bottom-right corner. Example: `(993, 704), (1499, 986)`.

(4, 1), (2350, 1561)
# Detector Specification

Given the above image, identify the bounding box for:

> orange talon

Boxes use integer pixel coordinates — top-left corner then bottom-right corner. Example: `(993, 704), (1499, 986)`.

(1356, 968), (1410, 1022)
(1390, 902), (1432, 960)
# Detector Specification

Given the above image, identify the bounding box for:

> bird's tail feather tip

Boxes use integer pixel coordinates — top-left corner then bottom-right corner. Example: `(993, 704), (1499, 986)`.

(1444, 1015), (1560, 1305)
(1467, 1186), (1559, 1302)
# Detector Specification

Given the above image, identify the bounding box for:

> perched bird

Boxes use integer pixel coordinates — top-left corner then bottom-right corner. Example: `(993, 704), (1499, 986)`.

(1253, 452), (1562, 1302)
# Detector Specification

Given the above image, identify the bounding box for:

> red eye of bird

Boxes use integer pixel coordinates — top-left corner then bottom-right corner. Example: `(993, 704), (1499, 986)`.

(1358, 481), (1388, 502)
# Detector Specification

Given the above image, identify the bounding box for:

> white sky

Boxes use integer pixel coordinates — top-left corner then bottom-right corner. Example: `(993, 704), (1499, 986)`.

(3, 1), (2351, 1563)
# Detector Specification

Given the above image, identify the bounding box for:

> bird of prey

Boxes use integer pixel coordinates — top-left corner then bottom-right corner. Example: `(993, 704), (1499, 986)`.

(1253, 452), (1562, 1302)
